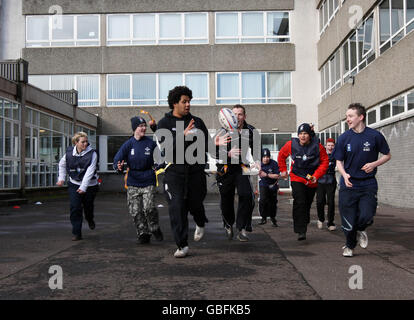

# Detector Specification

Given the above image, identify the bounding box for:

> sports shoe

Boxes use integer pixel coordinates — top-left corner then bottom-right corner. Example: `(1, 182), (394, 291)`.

(270, 217), (278, 227)
(138, 234), (151, 244)
(237, 229), (249, 242)
(194, 225), (204, 242)
(258, 218), (266, 225)
(72, 235), (82, 241)
(298, 233), (306, 241)
(152, 228), (164, 241)
(328, 225), (337, 231)
(357, 231), (368, 249)
(224, 225), (233, 240)
(317, 220), (323, 229)
(87, 219), (95, 230)
(342, 246), (353, 257)
(174, 246), (189, 258)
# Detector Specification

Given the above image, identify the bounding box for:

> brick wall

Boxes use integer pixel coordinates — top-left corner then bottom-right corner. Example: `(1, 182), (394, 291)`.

(376, 116), (414, 208)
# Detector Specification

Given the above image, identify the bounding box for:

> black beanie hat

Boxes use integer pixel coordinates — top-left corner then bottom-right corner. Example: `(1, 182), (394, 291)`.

(297, 123), (312, 135)
(262, 148), (271, 158)
(131, 116), (146, 131)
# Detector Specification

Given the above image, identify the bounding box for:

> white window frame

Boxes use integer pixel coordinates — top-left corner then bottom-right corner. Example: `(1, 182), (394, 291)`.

(25, 15), (101, 48)
(106, 73), (210, 107)
(319, 0), (345, 35)
(106, 12), (209, 46)
(215, 11), (290, 44)
(28, 75), (101, 107)
(215, 71), (292, 105)
(379, 0), (414, 54)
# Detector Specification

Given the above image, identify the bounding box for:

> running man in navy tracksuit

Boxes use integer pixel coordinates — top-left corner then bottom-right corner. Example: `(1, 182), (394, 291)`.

(333, 103), (391, 257)
(258, 148), (280, 227)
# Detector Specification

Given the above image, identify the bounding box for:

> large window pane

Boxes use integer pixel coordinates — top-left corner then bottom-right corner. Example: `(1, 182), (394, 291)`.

(40, 129), (51, 163)
(392, 97), (405, 115)
(132, 74), (156, 105)
(77, 16), (99, 40)
(52, 134), (64, 163)
(108, 15), (130, 39)
(25, 126), (31, 160)
(380, 103), (391, 120)
(5, 121), (11, 156)
(27, 16), (49, 41)
(267, 72), (291, 99)
(0, 119), (3, 158)
(51, 75), (74, 90)
(242, 72), (265, 103)
(29, 75), (50, 90)
(185, 13), (207, 38)
(133, 14), (155, 40)
(13, 123), (19, 158)
(363, 16), (374, 56)
(408, 0), (414, 22)
(159, 74), (182, 103)
(217, 74), (239, 99)
(367, 110), (377, 125)
(108, 136), (129, 166)
(77, 75), (99, 106)
(216, 13), (238, 37)
(108, 75), (130, 104)
(242, 12), (263, 37)
(267, 12), (289, 40)
(52, 16), (74, 40)
(380, 0), (391, 45)
(408, 92), (414, 110)
(391, 0), (404, 34)
(261, 134), (275, 151)
(350, 33), (357, 70)
(40, 113), (51, 129)
(159, 14), (181, 40)
(185, 74), (208, 103)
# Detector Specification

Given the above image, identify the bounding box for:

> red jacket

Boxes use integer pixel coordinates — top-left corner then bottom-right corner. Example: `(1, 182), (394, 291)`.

(277, 140), (329, 188)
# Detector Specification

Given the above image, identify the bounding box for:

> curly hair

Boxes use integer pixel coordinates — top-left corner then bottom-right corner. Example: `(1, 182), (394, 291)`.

(167, 86), (193, 109)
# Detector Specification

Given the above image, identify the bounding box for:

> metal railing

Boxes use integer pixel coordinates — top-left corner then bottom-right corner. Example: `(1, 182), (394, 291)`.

(46, 90), (78, 106)
(0, 59), (29, 83)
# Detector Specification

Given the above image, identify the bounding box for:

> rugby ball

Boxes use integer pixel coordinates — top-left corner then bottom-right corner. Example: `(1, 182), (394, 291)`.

(218, 108), (238, 130)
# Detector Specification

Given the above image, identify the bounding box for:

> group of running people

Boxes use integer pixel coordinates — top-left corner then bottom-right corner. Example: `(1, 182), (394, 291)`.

(57, 85), (391, 258)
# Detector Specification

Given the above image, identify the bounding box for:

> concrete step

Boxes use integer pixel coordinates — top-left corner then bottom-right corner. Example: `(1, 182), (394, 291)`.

(0, 198), (28, 207)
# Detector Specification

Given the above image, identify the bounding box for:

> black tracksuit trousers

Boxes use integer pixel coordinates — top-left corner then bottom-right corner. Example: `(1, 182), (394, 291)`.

(291, 181), (317, 234)
(316, 182), (337, 226)
(217, 167), (254, 232)
(164, 169), (208, 249)
(259, 185), (278, 219)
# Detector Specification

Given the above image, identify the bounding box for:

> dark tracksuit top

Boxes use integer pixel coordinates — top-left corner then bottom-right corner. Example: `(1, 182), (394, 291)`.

(259, 159), (280, 219)
(333, 127), (390, 249)
(155, 111), (212, 249)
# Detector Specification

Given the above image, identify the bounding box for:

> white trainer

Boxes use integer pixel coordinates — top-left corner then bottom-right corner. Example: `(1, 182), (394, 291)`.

(328, 225), (337, 231)
(317, 220), (323, 229)
(357, 231), (368, 249)
(194, 226), (204, 242)
(174, 246), (189, 258)
(342, 246), (353, 257)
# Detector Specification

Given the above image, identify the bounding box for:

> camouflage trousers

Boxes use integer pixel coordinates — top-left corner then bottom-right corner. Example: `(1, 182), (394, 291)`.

(127, 185), (159, 237)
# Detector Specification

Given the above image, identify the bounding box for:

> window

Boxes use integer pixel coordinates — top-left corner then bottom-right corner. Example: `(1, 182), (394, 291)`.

(216, 72), (291, 104)
(379, 0), (414, 54)
(408, 92), (414, 110)
(28, 75), (100, 106)
(380, 103), (391, 120)
(321, 49), (341, 100)
(319, 0), (343, 34)
(367, 110), (377, 125)
(107, 73), (209, 106)
(392, 97), (405, 115)
(26, 15), (100, 47)
(216, 11), (290, 43)
(107, 13), (208, 46)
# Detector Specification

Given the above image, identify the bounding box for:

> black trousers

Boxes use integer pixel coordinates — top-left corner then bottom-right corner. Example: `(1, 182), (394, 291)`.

(164, 170), (208, 248)
(217, 169), (254, 232)
(291, 181), (316, 234)
(68, 182), (98, 236)
(316, 182), (337, 226)
(259, 185), (278, 219)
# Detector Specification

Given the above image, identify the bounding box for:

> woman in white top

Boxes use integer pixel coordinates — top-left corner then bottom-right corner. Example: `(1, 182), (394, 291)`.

(56, 132), (99, 241)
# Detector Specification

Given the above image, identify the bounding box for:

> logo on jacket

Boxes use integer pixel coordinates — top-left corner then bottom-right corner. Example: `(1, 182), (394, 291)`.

(144, 147), (151, 155)
(302, 154), (308, 161)
(347, 144), (351, 152)
(363, 141), (371, 152)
